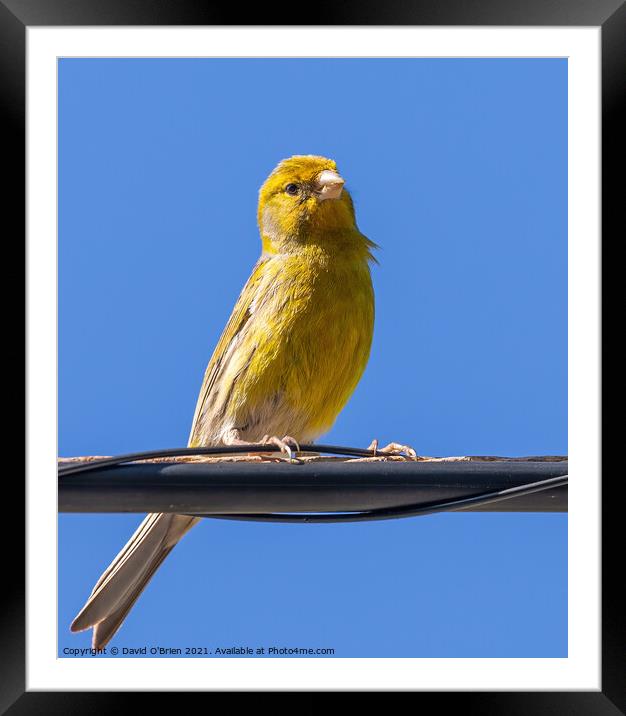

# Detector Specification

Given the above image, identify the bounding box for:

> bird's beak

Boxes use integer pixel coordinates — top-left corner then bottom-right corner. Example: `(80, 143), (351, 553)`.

(315, 170), (345, 201)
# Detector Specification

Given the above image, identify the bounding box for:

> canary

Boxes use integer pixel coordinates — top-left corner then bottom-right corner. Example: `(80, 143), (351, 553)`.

(70, 155), (381, 648)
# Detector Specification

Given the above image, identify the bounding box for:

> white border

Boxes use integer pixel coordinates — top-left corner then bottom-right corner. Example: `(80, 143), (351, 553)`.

(27, 27), (600, 691)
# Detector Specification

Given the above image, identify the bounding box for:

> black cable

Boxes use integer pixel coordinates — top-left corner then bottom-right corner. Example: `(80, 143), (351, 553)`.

(58, 444), (381, 477)
(58, 445), (567, 523)
(197, 474), (568, 524)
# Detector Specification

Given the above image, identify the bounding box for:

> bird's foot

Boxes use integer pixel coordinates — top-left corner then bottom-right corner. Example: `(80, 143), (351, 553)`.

(222, 430), (301, 462)
(260, 435), (302, 463)
(367, 439), (418, 460)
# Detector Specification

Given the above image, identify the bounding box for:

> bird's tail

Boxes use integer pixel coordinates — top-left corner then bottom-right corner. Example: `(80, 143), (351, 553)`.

(70, 513), (200, 649)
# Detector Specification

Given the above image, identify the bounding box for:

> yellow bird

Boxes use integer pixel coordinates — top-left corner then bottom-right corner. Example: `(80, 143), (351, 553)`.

(71, 155), (411, 649)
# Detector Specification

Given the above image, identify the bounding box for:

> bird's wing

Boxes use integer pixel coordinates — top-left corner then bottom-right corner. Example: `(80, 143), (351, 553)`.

(69, 256), (273, 646)
(188, 255), (271, 446)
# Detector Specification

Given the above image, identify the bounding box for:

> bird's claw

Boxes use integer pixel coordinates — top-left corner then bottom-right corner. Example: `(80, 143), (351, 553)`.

(261, 435), (302, 463)
(367, 439), (418, 460)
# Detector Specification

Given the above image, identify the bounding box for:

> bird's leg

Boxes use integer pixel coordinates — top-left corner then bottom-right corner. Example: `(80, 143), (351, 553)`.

(367, 439), (418, 460)
(222, 427), (256, 448)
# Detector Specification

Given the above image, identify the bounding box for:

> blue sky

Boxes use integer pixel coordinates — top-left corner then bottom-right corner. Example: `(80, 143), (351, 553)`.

(58, 58), (567, 657)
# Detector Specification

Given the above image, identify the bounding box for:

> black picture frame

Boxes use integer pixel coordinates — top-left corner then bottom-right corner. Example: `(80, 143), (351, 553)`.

(9, 0), (618, 710)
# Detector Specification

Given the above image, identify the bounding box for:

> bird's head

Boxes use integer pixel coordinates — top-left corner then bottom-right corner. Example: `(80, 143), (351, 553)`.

(258, 155), (363, 255)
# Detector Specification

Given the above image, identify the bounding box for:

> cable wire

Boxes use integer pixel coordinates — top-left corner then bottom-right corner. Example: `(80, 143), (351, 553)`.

(58, 444), (380, 477)
(198, 474), (568, 523)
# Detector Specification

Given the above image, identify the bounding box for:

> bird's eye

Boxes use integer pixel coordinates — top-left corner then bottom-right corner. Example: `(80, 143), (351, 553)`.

(285, 183), (300, 196)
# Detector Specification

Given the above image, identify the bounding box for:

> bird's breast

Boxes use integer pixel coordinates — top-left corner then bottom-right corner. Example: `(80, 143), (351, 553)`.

(233, 253), (374, 441)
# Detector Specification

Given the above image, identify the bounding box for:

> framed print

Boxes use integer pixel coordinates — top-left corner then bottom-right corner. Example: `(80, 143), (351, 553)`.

(9, 0), (620, 710)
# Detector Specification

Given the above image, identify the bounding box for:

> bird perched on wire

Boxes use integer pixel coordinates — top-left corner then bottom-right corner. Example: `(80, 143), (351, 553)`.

(70, 155), (414, 649)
